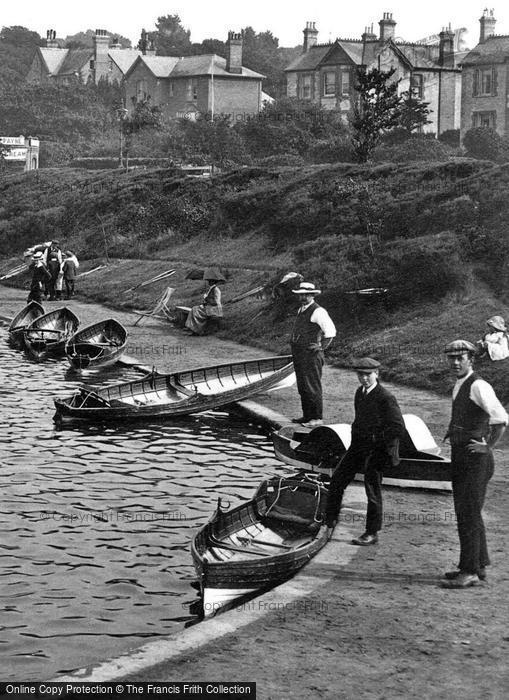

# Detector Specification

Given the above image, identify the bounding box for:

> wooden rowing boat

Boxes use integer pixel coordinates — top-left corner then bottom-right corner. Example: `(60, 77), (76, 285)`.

(271, 414), (452, 489)
(191, 473), (329, 617)
(24, 307), (80, 361)
(65, 318), (127, 370)
(8, 301), (45, 348)
(53, 355), (295, 423)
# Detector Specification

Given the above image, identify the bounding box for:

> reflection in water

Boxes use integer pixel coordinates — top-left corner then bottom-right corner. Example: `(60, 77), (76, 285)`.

(0, 329), (285, 680)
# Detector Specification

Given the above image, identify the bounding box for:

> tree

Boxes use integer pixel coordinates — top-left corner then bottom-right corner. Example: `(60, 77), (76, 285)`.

(0, 26), (42, 83)
(463, 127), (505, 162)
(398, 90), (432, 133)
(350, 67), (402, 163)
(122, 99), (163, 165)
(152, 15), (192, 56)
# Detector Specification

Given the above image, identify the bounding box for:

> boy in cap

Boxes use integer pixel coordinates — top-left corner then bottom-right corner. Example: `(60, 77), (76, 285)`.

(442, 339), (507, 588)
(325, 357), (405, 545)
(290, 282), (336, 427)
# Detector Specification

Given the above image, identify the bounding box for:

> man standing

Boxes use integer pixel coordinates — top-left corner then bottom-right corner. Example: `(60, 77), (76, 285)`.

(325, 358), (405, 545)
(28, 251), (51, 303)
(290, 282), (336, 427)
(442, 340), (507, 588)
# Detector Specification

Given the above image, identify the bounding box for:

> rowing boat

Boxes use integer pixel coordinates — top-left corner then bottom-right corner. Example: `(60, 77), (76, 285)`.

(271, 414), (451, 489)
(24, 307), (80, 361)
(53, 355), (295, 423)
(65, 318), (127, 370)
(191, 473), (329, 617)
(8, 301), (45, 348)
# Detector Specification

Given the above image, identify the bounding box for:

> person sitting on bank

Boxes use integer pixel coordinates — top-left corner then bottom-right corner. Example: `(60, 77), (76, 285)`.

(185, 269), (225, 336)
(476, 315), (509, 361)
(325, 357), (405, 546)
(28, 251), (51, 303)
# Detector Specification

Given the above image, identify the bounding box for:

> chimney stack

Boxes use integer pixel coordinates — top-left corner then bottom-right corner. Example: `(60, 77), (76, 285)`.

(303, 21), (318, 53)
(439, 24), (455, 65)
(379, 12), (396, 42)
(93, 29), (111, 82)
(46, 29), (58, 49)
(226, 31), (243, 74)
(362, 23), (377, 43)
(479, 8), (496, 43)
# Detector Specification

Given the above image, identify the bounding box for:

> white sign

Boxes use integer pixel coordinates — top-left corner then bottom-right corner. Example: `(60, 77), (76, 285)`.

(0, 136), (25, 146)
(4, 148), (27, 160)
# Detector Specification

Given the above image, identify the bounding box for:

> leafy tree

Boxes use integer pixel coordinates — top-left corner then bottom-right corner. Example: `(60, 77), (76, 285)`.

(122, 99), (163, 165)
(240, 27), (288, 97)
(399, 90), (432, 133)
(350, 67), (402, 163)
(64, 30), (132, 49)
(152, 15), (192, 56)
(0, 25), (42, 83)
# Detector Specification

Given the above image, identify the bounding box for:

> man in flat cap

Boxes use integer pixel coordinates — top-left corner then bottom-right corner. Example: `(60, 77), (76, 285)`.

(442, 339), (507, 588)
(325, 358), (405, 545)
(290, 282), (336, 428)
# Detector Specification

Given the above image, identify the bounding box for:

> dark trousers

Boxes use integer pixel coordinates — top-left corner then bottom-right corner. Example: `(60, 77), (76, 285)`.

(28, 286), (42, 303)
(325, 442), (386, 533)
(451, 446), (494, 574)
(65, 279), (75, 298)
(291, 346), (324, 420)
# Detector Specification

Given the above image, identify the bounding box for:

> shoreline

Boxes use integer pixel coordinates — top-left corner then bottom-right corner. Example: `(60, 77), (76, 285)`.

(2, 285), (509, 697)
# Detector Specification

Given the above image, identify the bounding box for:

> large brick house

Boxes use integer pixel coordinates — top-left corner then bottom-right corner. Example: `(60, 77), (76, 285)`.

(285, 12), (463, 134)
(124, 32), (264, 120)
(460, 9), (509, 139)
(26, 29), (144, 84)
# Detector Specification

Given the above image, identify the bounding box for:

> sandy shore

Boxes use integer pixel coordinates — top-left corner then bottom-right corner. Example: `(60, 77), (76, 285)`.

(2, 286), (509, 698)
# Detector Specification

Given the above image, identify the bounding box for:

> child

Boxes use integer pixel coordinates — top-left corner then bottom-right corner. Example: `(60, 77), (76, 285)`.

(477, 315), (509, 361)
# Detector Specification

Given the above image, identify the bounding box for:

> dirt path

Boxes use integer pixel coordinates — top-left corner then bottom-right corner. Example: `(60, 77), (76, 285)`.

(2, 287), (509, 698)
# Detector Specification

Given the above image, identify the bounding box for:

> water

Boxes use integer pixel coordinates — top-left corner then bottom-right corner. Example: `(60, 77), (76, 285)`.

(0, 328), (285, 680)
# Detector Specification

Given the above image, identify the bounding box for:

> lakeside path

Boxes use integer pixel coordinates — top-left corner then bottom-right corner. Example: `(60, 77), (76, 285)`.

(2, 286), (509, 697)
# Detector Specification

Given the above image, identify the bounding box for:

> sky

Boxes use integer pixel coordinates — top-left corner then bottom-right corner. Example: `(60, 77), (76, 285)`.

(2, 1), (505, 48)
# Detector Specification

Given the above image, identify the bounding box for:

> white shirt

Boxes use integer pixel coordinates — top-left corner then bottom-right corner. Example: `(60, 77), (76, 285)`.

(484, 331), (509, 361)
(299, 301), (336, 338)
(453, 370), (508, 425)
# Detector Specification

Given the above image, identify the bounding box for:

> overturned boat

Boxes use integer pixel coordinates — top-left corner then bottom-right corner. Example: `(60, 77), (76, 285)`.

(54, 355), (295, 423)
(24, 307), (80, 361)
(271, 414), (451, 489)
(8, 301), (45, 348)
(65, 318), (127, 370)
(191, 473), (329, 617)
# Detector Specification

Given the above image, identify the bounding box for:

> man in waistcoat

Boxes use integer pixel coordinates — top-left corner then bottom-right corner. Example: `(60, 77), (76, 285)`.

(325, 358), (405, 545)
(441, 339), (507, 588)
(290, 282), (336, 428)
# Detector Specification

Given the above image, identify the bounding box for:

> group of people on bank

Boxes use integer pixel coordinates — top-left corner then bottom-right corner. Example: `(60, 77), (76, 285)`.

(27, 241), (79, 303)
(290, 281), (508, 590)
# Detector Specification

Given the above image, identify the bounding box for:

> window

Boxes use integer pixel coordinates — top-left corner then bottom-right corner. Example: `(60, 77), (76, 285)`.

(472, 111), (496, 129)
(300, 74), (312, 99)
(136, 79), (148, 102)
(410, 74), (423, 99)
(323, 71), (335, 96)
(473, 67), (497, 96)
(340, 70), (350, 97)
(169, 81), (174, 97)
(187, 78), (198, 101)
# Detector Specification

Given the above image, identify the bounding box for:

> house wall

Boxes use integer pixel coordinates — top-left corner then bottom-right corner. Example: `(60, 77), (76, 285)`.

(461, 63), (508, 140)
(26, 53), (50, 82)
(209, 78), (261, 118)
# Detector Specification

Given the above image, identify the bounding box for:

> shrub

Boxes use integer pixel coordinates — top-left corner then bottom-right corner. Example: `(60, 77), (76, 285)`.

(463, 127), (505, 161)
(438, 129), (460, 147)
(372, 136), (453, 163)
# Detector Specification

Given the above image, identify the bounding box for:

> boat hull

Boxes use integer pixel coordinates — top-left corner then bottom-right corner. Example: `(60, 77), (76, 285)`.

(23, 307), (80, 361)
(191, 474), (329, 617)
(54, 356), (295, 423)
(271, 415), (452, 489)
(65, 319), (127, 370)
(8, 302), (45, 349)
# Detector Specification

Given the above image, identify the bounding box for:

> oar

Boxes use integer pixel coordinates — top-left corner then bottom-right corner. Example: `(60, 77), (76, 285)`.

(208, 535), (267, 556)
(237, 536), (293, 549)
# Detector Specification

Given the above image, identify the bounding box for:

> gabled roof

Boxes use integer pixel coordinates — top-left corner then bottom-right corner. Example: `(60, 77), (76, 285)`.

(38, 47), (69, 75)
(108, 48), (142, 74)
(58, 48), (93, 76)
(285, 44), (336, 71)
(126, 54), (264, 80)
(461, 35), (509, 65)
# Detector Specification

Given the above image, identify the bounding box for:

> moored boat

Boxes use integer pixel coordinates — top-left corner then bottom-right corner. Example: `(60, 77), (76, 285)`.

(8, 301), (45, 348)
(271, 414), (452, 489)
(54, 355), (295, 423)
(24, 307), (80, 361)
(65, 318), (127, 370)
(191, 473), (329, 617)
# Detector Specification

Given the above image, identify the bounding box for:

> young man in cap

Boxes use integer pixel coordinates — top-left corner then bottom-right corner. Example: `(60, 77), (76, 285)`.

(290, 282), (336, 427)
(325, 358), (405, 545)
(442, 339), (507, 588)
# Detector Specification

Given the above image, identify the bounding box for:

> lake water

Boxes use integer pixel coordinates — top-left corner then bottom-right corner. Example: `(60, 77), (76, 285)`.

(0, 326), (286, 680)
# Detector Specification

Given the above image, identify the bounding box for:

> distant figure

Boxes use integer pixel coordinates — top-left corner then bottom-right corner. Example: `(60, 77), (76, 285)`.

(28, 252), (51, 303)
(185, 269), (224, 335)
(290, 281), (336, 427)
(43, 240), (63, 300)
(476, 316), (509, 361)
(325, 358), (405, 546)
(63, 251), (79, 299)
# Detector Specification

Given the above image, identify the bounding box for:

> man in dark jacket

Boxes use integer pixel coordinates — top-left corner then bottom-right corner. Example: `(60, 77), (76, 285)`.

(28, 251), (51, 303)
(325, 358), (405, 545)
